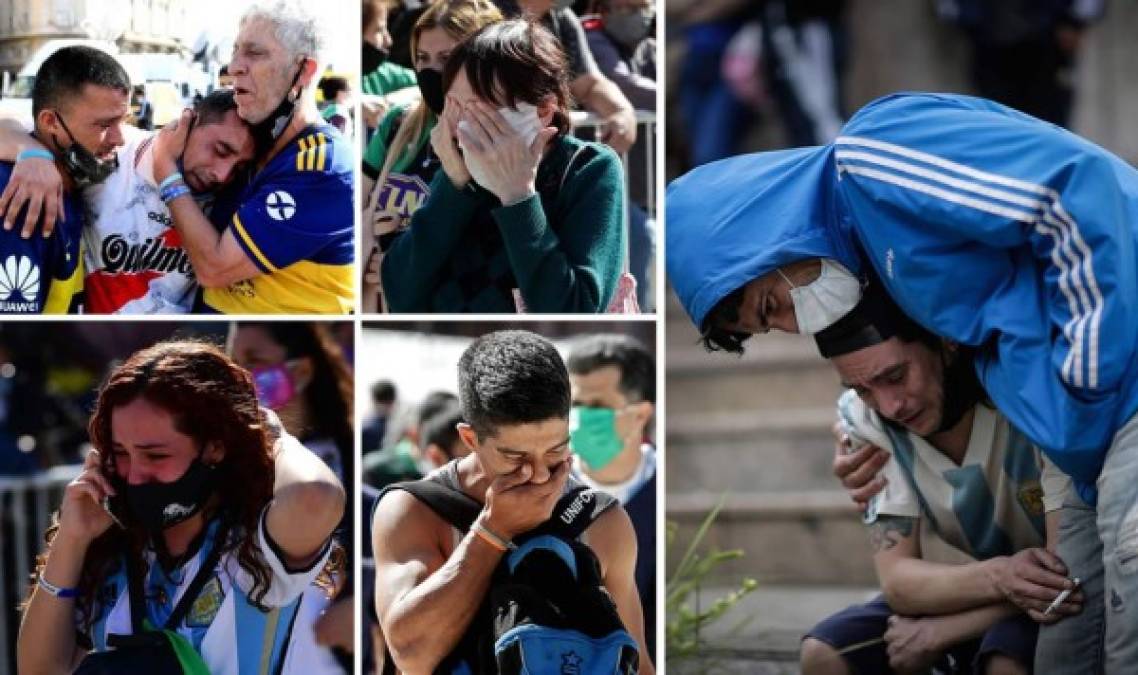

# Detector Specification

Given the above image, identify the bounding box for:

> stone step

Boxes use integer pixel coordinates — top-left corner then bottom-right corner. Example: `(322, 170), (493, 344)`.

(666, 490), (878, 585)
(667, 364), (842, 415)
(666, 584), (881, 674)
(666, 409), (840, 493)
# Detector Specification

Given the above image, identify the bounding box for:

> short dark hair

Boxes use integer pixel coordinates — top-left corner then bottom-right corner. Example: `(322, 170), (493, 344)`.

(442, 19), (573, 136)
(418, 390), (458, 426)
(420, 401), (464, 459)
(371, 380), (397, 405)
(193, 88), (240, 127)
(458, 330), (570, 438)
(566, 334), (655, 403)
(700, 285), (751, 354)
(32, 46), (131, 117)
(319, 75), (350, 102)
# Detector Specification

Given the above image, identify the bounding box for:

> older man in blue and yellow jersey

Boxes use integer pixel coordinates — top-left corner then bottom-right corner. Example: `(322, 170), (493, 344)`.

(153, 0), (354, 314)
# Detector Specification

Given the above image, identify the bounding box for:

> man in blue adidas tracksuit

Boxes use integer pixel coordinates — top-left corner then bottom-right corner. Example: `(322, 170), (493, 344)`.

(667, 92), (1138, 674)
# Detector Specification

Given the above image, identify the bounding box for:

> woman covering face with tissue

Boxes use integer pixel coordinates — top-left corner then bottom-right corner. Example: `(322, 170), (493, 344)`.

(360, 0), (503, 313)
(381, 19), (627, 313)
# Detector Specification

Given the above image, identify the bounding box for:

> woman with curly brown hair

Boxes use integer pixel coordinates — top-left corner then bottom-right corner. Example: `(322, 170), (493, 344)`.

(17, 340), (345, 674)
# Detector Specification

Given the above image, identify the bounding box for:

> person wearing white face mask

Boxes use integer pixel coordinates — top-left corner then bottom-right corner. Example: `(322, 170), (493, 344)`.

(381, 19), (627, 313)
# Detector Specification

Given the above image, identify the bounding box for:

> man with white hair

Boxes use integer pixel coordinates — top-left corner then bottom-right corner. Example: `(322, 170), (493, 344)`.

(152, 0), (355, 314)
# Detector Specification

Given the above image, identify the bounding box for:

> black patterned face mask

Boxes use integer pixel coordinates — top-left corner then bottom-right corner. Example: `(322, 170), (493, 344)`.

(112, 458), (218, 534)
(51, 112), (119, 188)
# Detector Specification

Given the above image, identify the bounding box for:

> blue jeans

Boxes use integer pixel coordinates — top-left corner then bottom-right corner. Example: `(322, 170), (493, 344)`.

(1036, 413), (1138, 674)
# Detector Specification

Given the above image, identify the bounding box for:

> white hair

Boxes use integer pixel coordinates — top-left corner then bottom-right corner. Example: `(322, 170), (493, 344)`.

(240, 0), (329, 68)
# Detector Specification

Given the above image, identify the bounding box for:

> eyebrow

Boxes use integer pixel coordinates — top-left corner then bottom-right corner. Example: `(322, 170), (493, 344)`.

(498, 436), (571, 455)
(840, 362), (907, 390)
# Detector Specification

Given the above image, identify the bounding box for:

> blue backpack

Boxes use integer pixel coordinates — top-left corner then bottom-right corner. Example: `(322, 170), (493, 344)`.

(381, 478), (640, 675)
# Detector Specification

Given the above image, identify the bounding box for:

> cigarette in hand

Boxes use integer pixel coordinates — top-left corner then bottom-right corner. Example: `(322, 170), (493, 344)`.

(1043, 577), (1081, 616)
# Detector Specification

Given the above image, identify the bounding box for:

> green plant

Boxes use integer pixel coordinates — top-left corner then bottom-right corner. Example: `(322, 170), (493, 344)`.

(666, 495), (758, 670)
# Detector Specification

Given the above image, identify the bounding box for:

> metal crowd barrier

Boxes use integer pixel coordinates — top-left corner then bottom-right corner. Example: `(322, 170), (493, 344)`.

(570, 109), (657, 219)
(0, 465), (80, 675)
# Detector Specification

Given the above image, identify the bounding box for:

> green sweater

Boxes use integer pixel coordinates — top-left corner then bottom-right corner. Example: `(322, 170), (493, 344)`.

(382, 134), (625, 313)
(362, 62), (417, 96)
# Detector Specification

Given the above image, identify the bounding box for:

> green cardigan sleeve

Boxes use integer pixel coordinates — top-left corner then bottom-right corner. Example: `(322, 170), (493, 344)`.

(380, 170), (491, 311)
(493, 142), (625, 313)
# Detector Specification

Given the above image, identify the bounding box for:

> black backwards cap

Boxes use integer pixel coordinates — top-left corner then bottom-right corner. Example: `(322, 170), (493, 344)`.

(813, 281), (925, 359)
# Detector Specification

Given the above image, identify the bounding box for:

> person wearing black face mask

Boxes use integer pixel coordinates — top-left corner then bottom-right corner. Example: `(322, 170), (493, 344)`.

(361, 0), (419, 131)
(797, 284), (1076, 675)
(0, 45), (129, 314)
(19, 340), (346, 675)
(360, 0), (503, 313)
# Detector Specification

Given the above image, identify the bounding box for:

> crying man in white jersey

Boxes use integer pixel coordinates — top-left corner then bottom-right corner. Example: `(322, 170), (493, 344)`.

(799, 283), (1080, 675)
(0, 89), (255, 313)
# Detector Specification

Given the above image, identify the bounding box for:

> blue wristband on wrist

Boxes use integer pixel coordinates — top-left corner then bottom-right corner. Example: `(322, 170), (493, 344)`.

(161, 185), (192, 204)
(38, 573), (78, 599)
(159, 172), (184, 191)
(16, 148), (54, 163)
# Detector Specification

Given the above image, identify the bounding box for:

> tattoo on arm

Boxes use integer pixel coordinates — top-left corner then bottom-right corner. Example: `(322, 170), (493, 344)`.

(869, 516), (915, 552)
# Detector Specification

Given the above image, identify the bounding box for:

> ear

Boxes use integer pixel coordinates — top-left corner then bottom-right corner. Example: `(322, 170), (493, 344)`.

(35, 108), (62, 141)
(424, 444), (448, 469)
(621, 400), (654, 438)
(203, 440), (226, 465)
(536, 94), (557, 128)
(298, 57), (320, 92)
(289, 356), (314, 391)
(456, 423), (480, 453)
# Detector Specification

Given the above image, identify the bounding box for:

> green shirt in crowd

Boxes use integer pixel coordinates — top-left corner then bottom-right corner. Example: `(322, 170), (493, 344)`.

(382, 133), (625, 313)
(362, 62), (418, 96)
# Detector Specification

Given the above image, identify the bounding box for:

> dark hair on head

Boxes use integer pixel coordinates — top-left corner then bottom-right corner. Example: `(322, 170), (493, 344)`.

(193, 88), (240, 127)
(30, 340), (276, 631)
(32, 46), (131, 117)
(566, 334), (655, 403)
(442, 19), (574, 136)
(371, 380), (397, 405)
(236, 323), (354, 461)
(418, 390), (459, 427)
(319, 75), (350, 102)
(421, 401), (465, 459)
(699, 285), (751, 354)
(458, 330), (570, 438)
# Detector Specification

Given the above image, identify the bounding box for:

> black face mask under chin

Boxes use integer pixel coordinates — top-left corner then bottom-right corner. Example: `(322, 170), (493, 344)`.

(112, 458), (219, 535)
(51, 113), (118, 188)
(250, 63), (305, 154)
(937, 346), (985, 433)
(363, 43), (388, 74)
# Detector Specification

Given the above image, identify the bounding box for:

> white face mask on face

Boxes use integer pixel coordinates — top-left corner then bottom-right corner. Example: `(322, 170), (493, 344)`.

(777, 259), (861, 335)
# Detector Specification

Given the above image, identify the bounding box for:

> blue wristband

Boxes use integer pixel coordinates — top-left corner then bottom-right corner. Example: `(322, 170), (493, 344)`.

(161, 185), (192, 204)
(159, 172), (184, 191)
(16, 148), (54, 163)
(38, 573), (78, 599)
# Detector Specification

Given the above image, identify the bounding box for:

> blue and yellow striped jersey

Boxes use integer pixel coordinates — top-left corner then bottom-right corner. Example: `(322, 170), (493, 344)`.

(204, 123), (354, 314)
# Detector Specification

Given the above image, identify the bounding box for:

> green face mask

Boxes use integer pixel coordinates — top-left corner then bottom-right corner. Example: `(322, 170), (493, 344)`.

(570, 405), (624, 470)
